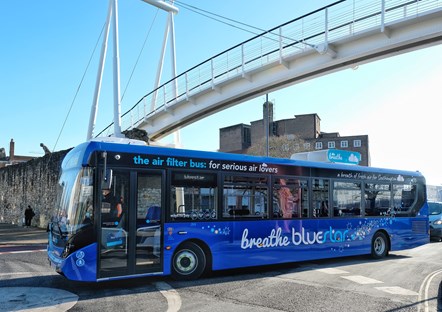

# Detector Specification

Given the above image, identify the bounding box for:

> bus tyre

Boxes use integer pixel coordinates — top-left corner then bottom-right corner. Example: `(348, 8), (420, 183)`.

(371, 232), (389, 259)
(172, 242), (206, 280)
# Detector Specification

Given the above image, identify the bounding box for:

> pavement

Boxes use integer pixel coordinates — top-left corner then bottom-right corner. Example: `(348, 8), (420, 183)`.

(0, 223), (48, 246)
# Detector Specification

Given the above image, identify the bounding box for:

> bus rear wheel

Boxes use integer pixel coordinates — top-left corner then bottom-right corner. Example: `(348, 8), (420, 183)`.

(172, 242), (206, 280)
(371, 232), (389, 259)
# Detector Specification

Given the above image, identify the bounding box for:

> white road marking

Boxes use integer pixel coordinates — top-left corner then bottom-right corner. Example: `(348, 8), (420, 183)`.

(317, 269), (420, 299)
(341, 275), (384, 285)
(418, 268), (442, 312)
(155, 281), (182, 312)
(0, 249), (46, 255)
(375, 286), (418, 296)
(317, 268), (349, 275)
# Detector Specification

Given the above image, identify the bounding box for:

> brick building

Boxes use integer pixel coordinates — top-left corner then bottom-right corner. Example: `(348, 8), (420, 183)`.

(219, 105), (370, 166)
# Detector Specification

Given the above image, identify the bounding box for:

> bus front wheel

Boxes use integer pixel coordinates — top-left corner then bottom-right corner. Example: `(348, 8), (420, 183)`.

(172, 242), (206, 280)
(371, 232), (389, 259)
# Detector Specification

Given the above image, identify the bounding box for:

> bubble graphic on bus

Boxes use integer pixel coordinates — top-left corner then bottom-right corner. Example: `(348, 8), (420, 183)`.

(76, 251), (85, 259)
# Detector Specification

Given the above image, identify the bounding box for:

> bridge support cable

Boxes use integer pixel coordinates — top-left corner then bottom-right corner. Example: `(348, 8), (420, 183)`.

(174, 0), (316, 50)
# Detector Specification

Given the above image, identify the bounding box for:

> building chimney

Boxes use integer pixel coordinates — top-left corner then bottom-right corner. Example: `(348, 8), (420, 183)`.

(263, 101), (274, 124)
(9, 139), (14, 161)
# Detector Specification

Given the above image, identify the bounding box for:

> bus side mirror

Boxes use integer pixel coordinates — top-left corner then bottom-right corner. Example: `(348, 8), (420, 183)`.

(101, 151), (113, 189)
(102, 168), (113, 190)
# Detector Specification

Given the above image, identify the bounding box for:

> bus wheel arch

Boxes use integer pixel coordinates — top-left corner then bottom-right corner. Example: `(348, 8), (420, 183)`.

(171, 240), (211, 280)
(371, 230), (390, 259)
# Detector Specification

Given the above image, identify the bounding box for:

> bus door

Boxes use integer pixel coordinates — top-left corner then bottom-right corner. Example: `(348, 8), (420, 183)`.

(99, 170), (130, 278)
(98, 170), (163, 278)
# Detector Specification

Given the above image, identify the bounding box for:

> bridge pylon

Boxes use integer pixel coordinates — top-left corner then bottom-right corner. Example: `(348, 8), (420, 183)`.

(87, 0), (181, 146)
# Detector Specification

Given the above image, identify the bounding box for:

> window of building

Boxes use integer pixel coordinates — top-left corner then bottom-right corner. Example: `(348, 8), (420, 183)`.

(223, 175), (268, 219)
(315, 142), (323, 150)
(273, 177), (308, 219)
(340, 140), (348, 148)
(170, 172), (218, 221)
(353, 140), (362, 147)
(328, 141), (335, 149)
(303, 143), (311, 150)
(333, 181), (362, 217)
(243, 128), (251, 144)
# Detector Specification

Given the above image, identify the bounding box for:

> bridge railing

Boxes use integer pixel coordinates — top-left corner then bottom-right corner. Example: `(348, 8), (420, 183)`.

(97, 0), (442, 137)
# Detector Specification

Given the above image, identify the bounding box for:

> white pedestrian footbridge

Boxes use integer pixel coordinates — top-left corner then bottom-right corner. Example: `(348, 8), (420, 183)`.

(98, 0), (442, 142)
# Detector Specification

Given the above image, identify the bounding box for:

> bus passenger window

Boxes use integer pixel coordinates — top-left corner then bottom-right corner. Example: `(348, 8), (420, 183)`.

(364, 183), (390, 216)
(273, 177), (308, 219)
(312, 179), (329, 218)
(223, 175), (268, 219)
(169, 172), (217, 221)
(333, 181), (362, 217)
(393, 183), (417, 216)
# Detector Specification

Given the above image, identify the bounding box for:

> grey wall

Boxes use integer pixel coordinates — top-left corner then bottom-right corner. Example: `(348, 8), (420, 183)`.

(0, 150), (69, 228)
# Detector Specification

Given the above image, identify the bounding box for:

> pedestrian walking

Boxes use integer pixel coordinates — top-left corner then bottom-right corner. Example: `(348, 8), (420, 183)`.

(24, 205), (35, 227)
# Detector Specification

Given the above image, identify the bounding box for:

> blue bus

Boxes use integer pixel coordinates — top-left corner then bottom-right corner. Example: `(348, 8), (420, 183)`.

(47, 138), (429, 282)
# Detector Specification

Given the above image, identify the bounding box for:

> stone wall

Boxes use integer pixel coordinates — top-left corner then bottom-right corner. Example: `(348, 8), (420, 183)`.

(0, 149), (69, 228)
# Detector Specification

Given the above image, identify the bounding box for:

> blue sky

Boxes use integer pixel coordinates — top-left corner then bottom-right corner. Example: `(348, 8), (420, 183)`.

(1, 1), (441, 185)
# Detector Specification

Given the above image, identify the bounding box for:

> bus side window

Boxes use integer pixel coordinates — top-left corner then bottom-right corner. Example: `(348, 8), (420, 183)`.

(312, 179), (330, 218)
(364, 183), (391, 216)
(273, 177), (308, 219)
(169, 172), (218, 221)
(223, 175), (268, 219)
(333, 181), (361, 217)
(393, 183), (417, 216)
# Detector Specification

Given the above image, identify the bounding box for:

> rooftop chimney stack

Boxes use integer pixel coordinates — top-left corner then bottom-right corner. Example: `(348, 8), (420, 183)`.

(9, 139), (14, 161)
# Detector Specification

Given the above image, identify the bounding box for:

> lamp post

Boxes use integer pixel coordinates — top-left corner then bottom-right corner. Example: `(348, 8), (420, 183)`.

(265, 94), (269, 157)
